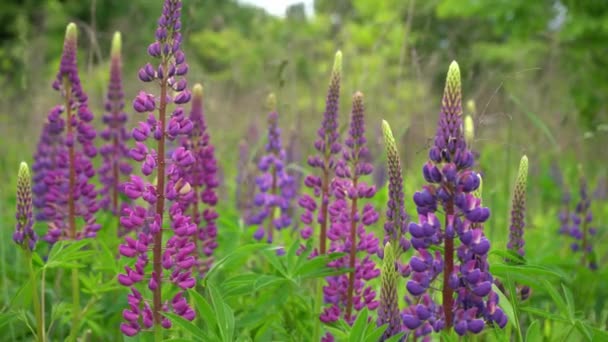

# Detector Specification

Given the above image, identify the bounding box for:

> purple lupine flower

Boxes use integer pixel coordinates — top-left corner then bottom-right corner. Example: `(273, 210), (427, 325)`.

(14, 162), (37, 251)
(321, 92), (380, 325)
(118, 1), (198, 336)
(179, 83), (219, 277)
(299, 51), (342, 255)
(404, 61), (506, 336)
(32, 114), (65, 222)
(560, 174), (598, 270)
(248, 94), (296, 244)
(507, 156), (528, 257)
(36, 23), (99, 243)
(99, 32), (132, 217)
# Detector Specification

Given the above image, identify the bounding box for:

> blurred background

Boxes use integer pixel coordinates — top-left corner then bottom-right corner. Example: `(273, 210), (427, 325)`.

(0, 0), (607, 199)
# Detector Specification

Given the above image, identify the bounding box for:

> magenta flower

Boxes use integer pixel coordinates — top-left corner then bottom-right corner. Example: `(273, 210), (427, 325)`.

(299, 51), (342, 255)
(33, 23), (99, 243)
(99, 32), (133, 217)
(117, 0), (198, 336)
(178, 83), (219, 277)
(320, 92), (380, 325)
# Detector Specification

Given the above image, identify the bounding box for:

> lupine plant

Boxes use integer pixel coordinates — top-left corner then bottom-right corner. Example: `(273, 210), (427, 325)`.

(404, 61), (506, 337)
(14, 162), (45, 342)
(31, 22), (100, 342)
(558, 171), (598, 270)
(118, 0), (198, 337)
(300, 51), (342, 255)
(99, 32), (133, 217)
(36, 23), (100, 244)
(321, 92), (380, 325)
(376, 120), (410, 339)
(249, 94), (296, 244)
(179, 83), (219, 277)
(507, 155), (529, 257)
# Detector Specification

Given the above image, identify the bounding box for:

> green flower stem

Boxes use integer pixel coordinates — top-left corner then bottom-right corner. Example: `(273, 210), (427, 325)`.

(69, 268), (80, 342)
(25, 250), (44, 342)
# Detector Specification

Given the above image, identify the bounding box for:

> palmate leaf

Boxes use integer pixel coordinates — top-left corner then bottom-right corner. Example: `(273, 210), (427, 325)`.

(44, 239), (96, 269)
(162, 312), (207, 341)
(204, 243), (271, 281)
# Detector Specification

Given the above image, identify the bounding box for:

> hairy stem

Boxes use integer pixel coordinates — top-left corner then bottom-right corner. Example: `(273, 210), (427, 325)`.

(443, 199), (455, 329)
(153, 58), (169, 331)
(345, 194), (358, 322)
(63, 78), (76, 239)
(319, 167), (329, 255)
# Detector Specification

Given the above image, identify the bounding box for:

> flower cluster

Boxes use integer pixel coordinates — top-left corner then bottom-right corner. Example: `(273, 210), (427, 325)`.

(558, 174), (598, 270)
(299, 51), (342, 255)
(249, 94), (296, 244)
(179, 83), (219, 277)
(320, 93), (380, 325)
(34, 23), (100, 243)
(404, 62), (506, 337)
(507, 156), (529, 257)
(99, 32), (133, 216)
(117, 0), (198, 336)
(14, 162), (37, 251)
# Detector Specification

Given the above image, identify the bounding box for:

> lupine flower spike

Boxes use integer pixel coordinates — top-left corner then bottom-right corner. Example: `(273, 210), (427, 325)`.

(15, 162), (36, 251)
(381, 120), (410, 256)
(249, 94), (296, 245)
(321, 92), (380, 324)
(37, 23), (100, 243)
(507, 155), (528, 257)
(403, 61), (506, 337)
(299, 51), (342, 255)
(377, 242), (401, 340)
(118, 0), (197, 336)
(99, 32), (133, 217)
(180, 83), (219, 277)
(560, 168), (598, 270)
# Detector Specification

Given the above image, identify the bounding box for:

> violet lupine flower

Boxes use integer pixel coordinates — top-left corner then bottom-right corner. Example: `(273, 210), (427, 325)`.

(299, 51), (342, 255)
(249, 94), (296, 243)
(507, 155), (528, 257)
(321, 92), (380, 325)
(118, 1), (197, 336)
(404, 61), (506, 337)
(179, 83), (219, 277)
(32, 116), (64, 222)
(377, 242), (401, 340)
(99, 32), (133, 217)
(38, 23), (100, 243)
(562, 175), (598, 270)
(14, 162), (37, 251)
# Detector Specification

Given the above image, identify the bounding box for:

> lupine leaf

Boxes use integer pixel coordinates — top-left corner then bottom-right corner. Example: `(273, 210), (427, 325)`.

(348, 308), (368, 342)
(162, 312), (207, 341)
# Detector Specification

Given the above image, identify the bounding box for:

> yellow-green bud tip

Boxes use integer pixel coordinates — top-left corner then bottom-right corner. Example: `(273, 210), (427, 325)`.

(193, 83), (203, 98)
(466, 99), (476, 116)
(519, 155), (529, 178)
(111, 32), (122, 57)
(18, 161), (30, 178)
(266, 93), (277, 111)
(66, 22), (78, 41)
(382, 120), (395, 142)
(464, 115), (474, 146)
(332, 50), (342, 74)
